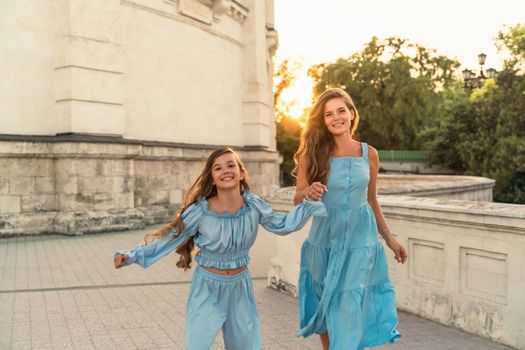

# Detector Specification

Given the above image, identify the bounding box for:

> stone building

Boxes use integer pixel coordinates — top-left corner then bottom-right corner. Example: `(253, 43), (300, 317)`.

(0, 0), (280, 235)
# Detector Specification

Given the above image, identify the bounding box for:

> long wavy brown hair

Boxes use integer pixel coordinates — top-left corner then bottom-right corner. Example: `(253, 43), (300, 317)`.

(144, 147), (250, 270)
(293, 88), (360, 185)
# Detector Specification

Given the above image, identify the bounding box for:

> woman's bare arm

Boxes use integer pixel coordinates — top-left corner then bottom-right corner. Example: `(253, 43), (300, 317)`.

(367, 146), (407, 263)
(294, 162), (327, 205)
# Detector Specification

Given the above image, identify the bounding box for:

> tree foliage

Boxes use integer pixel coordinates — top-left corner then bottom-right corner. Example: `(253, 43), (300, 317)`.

(276, 117), (302, 186)
(274, 59), (302, 186)
(496, 22), (525, 69)
(274, 28), (524, 202)
(308, 37), (460, 150)
(422, 23), (525, 203)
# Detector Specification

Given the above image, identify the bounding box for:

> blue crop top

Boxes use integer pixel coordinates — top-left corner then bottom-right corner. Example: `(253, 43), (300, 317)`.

(116, 191), (327, 269)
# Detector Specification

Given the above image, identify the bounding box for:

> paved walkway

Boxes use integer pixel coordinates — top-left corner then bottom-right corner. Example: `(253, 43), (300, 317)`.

(0, 227), (517, 350)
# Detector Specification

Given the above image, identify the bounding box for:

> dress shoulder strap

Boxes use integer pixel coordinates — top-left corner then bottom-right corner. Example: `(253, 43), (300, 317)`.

(361, 142), (368, 158)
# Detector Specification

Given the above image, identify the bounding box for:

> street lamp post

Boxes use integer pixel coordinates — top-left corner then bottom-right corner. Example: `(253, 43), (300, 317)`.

(462, 53), (497, 89)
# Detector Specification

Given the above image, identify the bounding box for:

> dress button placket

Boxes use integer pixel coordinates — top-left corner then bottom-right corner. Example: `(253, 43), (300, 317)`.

(347, 159), (351, 199)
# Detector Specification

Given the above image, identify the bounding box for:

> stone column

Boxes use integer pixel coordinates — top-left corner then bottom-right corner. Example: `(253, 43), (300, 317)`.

(241, 0), (276, 149)
(54, 0), (124, 136)
(265, 0), (278, 151)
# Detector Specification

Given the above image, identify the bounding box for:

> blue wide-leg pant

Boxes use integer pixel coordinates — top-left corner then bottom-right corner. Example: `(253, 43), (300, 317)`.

(186, 266), (262, 350)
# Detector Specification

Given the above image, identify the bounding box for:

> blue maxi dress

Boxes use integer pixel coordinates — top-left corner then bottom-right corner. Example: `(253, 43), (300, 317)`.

(116, 191), (327, 350)
(298, 143), (401, 349)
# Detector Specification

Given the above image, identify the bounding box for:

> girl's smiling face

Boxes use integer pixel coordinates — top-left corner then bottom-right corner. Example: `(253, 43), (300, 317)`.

(211, 152), (244, 191)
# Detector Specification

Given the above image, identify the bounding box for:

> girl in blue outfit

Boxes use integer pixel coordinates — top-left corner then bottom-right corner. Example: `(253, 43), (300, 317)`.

(114, 147), (326, 350)
(293, 88), (408, 350)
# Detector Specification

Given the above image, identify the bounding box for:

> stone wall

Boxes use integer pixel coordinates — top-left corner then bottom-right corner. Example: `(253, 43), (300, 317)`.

(0, 136), (279, 236)
(377, 174), (495, 201)
(0, 0), (280, 234)
(380, 196), (525, 349)
(266, 193), (525, 349)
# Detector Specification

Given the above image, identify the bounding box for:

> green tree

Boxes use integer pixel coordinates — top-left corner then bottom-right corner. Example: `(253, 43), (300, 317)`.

(276, 117), (302, 186)
(418, 83), (472, 172)
(496, 23), (525, 68)
(423, 23), (525, 203)
(274, 59), (303, 186)
(308, 36), (460, 150)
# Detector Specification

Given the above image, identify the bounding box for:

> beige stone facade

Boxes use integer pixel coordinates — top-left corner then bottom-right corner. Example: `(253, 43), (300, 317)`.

(0, 0), (280, 234)
(2, 0), (278, 147)
(0, 136), (279, 236)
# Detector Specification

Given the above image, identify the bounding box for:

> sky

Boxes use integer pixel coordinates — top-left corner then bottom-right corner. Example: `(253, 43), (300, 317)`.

(274, 0), (525, 119)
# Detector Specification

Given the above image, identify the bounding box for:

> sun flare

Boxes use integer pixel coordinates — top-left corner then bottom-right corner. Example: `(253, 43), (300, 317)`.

(278, 65), (314, 122)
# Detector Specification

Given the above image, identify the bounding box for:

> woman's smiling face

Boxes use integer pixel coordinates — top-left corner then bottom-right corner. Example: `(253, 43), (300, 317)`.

(323, 97), (354, 136)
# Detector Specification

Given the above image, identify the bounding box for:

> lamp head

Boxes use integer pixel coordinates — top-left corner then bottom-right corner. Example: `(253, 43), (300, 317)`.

(462, 68), (472, 80)
(478, 53), (487, 66)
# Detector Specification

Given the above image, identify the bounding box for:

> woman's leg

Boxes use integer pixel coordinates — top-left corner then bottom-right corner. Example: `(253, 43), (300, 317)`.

(320, 331), (330, 350)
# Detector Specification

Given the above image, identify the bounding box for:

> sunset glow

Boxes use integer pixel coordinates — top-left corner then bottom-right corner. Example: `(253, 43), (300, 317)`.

(274, 0), (525, 119)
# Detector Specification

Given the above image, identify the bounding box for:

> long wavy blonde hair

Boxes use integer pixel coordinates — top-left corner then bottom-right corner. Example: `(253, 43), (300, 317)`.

(145, 147), (250, 270)
(293, 88), (360, 185)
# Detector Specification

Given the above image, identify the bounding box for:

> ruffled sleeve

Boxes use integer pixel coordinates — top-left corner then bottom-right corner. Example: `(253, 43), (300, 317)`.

(245, 192), (327, 236)
(115, 201), (204, 268)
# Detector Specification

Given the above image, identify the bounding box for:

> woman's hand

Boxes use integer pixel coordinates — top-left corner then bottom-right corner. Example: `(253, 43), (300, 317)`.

(304, 182), (328, 201)
(385, 239), (408, 264)
(114, 253), (128, 269)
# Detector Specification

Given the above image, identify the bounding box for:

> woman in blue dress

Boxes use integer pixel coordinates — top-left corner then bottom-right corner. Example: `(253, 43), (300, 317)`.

(293, 88), (408, 350)
(114, 147), (326, 350)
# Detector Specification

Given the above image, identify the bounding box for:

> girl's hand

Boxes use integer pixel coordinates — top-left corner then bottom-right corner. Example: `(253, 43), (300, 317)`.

(114, 253), (128, 269)
(386, 239), (408, 264)
(304, 182), (328, 201)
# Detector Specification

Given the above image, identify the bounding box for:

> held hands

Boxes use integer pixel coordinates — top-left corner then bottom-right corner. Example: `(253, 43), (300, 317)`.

(304, 182), (328, 201)
(114, 253), (128, 269)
